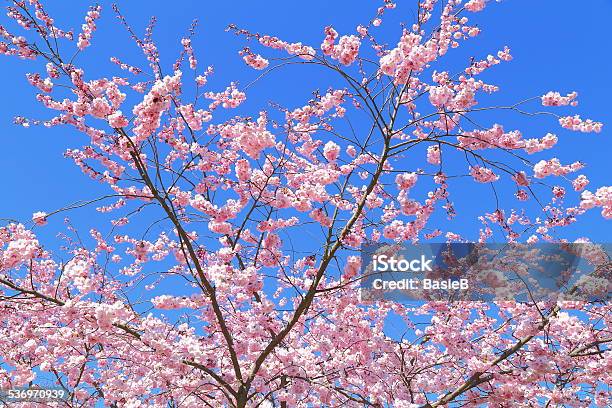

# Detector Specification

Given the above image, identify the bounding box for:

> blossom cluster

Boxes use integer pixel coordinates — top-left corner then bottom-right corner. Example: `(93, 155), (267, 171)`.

(320, 26), (361, 66)
(241, 47), (269, 70)
(470, 165), (499, 183)
(533, 158), (584, 179)
(580, 186), (612, 219)
(559, 115), (603, 133)
(541, 91), (578, 107)
(76, 5), (101, 50)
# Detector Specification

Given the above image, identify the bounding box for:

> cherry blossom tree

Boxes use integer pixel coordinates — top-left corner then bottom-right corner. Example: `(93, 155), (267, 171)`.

(0, 0), (610, 407)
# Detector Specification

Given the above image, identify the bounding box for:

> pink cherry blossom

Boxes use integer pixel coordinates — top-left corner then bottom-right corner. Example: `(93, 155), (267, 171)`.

(580, 186), (612, 219)
(395, 172), (418, 190)
(515, 189), (529, 201)
(76, 5), (101, 50)
(132, 71), (183, 140)
(427, 145), (441, 165)
(572, 174), (589, 191)
(31, 211), (48, 226)
(465, 0), (486, 12)
(107, 111), (129, 128)
(559, 114), (603, 133)
(323, 140), (340, 161)
(497, 46), (513, 61)
(0, 1), (609, 407)
(470, 165), (499, 183)
(541, 91), (578, 106)
(321, 27), (361, 66)
(346, 145), (357, 157)
(428, 85), (454, 107)
(26, 72), (52, 92)
(342, 255), (361, 279)
(242, 49), (269, 70)
(533, 158), (584, 179)
(513, 171), (530, 186)
(177, 104), (211, 130)
(219, 111), (275, 159)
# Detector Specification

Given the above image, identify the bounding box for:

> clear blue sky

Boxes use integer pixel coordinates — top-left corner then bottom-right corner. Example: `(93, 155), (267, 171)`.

(1, 0), (610, 244)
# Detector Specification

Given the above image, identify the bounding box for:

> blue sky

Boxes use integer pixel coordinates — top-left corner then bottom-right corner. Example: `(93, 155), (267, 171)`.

(1, 0), (611, 244)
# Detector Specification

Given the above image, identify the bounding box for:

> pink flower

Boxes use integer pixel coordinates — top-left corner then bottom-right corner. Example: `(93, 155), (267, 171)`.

(177, 104), (211, 131)
(320, 27), (361, 66)
(64, 253), (95, 293)
(515, 190), (529, 201)
(90, 97), (112, 118)
(399, 195), (420, 215)
(446, 231), (463, 241)
(334, 35), (361, 66)
(497, 46), (513, 61)
(107, 111), (129, 128)
(533, 158), (583, 179)
(181, 38), (197, 70)
(235, 159), (252, 182)
(209, 220), (232, 234)
(346, 145), (357, 157)
(26, 73), (53, 92)
(552, 186), (566, 198)
(204, 82), (246, 109)
(559, 115), (603, 133)
(132, 71), (183, 140)
(513, 171), (530, 186)
(383, 220), (404, 239)
(323, 141), (340, 161)
(219, 111), (275, 159)
(428, 85), (454, 107)
(541, 91), (578, 107)
(309, 208), (332, 227)
(427, 145), (441, 165)
(76, 6), (101, 50)
(465, 0), (486, 12)
(572, 175), (589, 191)
(343, 255), (361, 279)
(321, 26), (338, 55)
(470, 166), (499, 183)
(395, 172), (418, 190)
(45, 63), (60, 78)
(243, 52), (269, 70)
(32, 211), (48, 226)
(580, 186), (612, 219)
(524, 133), (557, 154)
